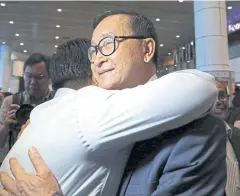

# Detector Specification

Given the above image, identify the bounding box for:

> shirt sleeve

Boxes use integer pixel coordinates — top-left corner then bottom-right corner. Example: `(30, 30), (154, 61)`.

(80, 70), (218, 152)
(0, 96), (12, 126)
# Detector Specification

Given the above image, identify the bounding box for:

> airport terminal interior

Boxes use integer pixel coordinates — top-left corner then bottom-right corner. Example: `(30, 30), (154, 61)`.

(0, 1), (240, 196)
(0, 1), (239, 90)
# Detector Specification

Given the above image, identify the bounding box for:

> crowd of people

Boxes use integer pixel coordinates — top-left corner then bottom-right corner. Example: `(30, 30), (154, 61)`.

(0, 9), (238, 196)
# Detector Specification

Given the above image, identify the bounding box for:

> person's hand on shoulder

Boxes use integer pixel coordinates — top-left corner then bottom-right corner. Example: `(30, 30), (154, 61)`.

(0, 147), (62, 196)
(234, 120), (240, 129)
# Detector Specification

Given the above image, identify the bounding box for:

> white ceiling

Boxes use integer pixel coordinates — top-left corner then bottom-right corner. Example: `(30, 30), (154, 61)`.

(0, 1), (235, 61)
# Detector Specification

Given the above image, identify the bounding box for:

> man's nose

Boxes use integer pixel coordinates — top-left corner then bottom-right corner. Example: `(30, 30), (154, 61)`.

(93, 52), (107, 68)
(30, 77), (37, 85)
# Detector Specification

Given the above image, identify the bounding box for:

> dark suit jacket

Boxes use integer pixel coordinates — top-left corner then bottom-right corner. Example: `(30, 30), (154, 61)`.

(118, 115), (227, 196)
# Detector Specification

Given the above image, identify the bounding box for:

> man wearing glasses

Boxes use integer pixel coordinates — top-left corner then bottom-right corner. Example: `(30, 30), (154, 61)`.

(0, 53), (54, 148)
(0, 11), (226, 196)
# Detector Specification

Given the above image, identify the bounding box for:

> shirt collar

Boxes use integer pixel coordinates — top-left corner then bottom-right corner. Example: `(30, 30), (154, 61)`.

(53, 75), (158, 98)
(54, 88), (76, 98)
(147, 74), (158, 83)
(25, 89), (53, 102)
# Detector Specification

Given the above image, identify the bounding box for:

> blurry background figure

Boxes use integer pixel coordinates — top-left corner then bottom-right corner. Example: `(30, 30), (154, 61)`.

(0, 92), (12, 108)
(225, 84), (240, 169)
(214, 80), (230, 120)
(226, 84), (240, 128)
(0, 53), (54, 149)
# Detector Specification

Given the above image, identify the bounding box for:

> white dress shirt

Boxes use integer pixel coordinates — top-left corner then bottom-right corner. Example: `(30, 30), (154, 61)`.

(0, 70), (218, 196)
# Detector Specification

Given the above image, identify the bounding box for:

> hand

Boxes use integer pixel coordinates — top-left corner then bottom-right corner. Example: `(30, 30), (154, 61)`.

(234, 120), (240, 129)
(18, 120), (30, 139)
(0, 147), (61, 196)
(3, 104), (20, 129)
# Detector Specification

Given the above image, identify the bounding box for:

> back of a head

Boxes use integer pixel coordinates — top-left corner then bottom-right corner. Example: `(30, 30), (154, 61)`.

(93, 10), (159, 65)
(49, 38), (91, 91)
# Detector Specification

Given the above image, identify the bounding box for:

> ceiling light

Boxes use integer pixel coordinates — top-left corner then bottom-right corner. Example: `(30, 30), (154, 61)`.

(182, 47), (185, 50)
(9, 21), (14, 24)
(20, 43), (24, 46)
(55, 36), (59, 39)
(174, 64), (177, 67)
(57, 9), (62, 12)
(165, 68), (168, 70)
(55, 45), (58, 48)
(176, 35), (180, 38)
(187, 61), (190, 63)
(156, 18), (160, 22)
(168, 53), (171, 55)
(2, 41), (5, 44)
(0, 3), (6, 7)
(228, 6), (232, 10)
(160, 44), (164, 47)
(15, 33), (19, 36)
(179, 0), (184, 2)
(23, 50), (27, 53)
(56, 25), (60, 28)
(191, 41), (194, 45)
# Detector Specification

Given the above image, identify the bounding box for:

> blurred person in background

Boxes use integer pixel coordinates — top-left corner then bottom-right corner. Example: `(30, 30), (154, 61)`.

(227, 84), (240, 128)
(225, 84), (240, 168)
(0, 53), (54, 148)
(0, 11), (225, 196)
(0, 92), (12, 108)
(214, 80), (229, 120)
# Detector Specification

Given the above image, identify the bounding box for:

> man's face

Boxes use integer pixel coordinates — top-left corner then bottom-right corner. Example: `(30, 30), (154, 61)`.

(91, 15), (151, 90)
(23, 62), (50, 98)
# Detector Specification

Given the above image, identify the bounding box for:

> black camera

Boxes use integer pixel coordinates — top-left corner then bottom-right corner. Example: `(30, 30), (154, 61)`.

(15, 104), (34, 128)
(8, 104), (34, 149)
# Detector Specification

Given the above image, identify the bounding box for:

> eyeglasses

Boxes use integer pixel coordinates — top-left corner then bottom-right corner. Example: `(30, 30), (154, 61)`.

(24, 73), (47, 81)
(88, 35), (148, 63)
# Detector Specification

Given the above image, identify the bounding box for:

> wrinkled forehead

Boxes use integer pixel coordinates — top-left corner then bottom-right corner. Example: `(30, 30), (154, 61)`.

(91, 14), (133, 45)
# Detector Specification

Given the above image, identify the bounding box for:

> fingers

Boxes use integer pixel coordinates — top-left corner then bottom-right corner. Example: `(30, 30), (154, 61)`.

(20, 125), (26, 133)
(5, 110), (17, 125)
(9, 159), (26, 181)
(21, 120), (30, 131)
(28, 147), (51, 177)
(26, 120), (30, 126)
(18, 122), (28, 138)
(9, 105), (20, 110)
(19, 119), (30, 137)
(0, 172), (17, 194)
(5, 120), (17, 125)
(0, 187), (8, 196)
(17, 131), (23, 139)
(7, 110), (17, 117)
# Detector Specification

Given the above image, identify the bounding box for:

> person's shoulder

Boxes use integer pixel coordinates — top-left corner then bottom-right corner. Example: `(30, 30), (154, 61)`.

(76, 86), (115, 98)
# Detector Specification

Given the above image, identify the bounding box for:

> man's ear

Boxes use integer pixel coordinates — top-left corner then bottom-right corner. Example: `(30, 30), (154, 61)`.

(143, 38), (155, 63)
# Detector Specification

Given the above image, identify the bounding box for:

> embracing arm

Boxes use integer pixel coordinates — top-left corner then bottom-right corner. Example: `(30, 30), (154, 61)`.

(83, 69), (218, 151)
(0, 147), (64, 196)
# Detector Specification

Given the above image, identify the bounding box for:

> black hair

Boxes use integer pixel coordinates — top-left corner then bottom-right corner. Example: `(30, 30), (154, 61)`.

(93, 10), (159, 64)
(24, 53), (50, 75)
(49, 38), (91, 90)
